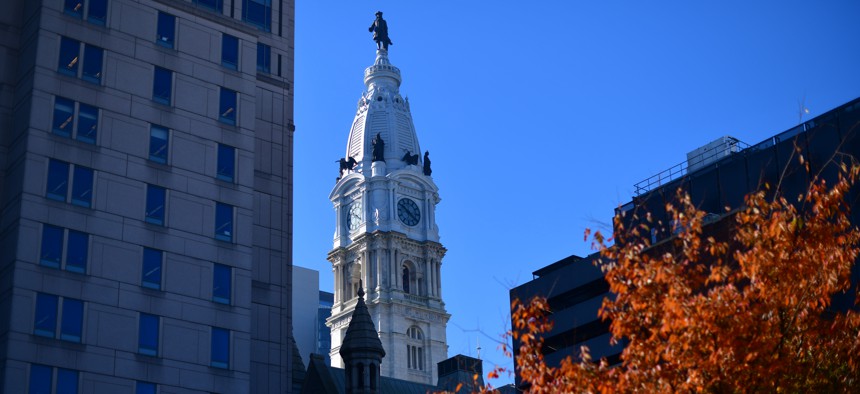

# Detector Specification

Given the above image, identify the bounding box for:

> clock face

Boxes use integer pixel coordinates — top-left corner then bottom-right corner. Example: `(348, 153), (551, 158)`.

(347, 202), (362, 231)
(397, 198), (420, 226)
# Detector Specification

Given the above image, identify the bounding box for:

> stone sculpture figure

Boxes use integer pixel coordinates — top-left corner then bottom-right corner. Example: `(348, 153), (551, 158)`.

(336, 156), (357, 179)
(402, 151), (419, 166)
(369, 11), (392, 50)
(372, 133), (385, 162)
(423, 151), (432, 176)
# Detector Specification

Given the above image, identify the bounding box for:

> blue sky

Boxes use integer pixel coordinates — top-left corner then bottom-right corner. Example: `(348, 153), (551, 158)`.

(293, 1), (860, 385)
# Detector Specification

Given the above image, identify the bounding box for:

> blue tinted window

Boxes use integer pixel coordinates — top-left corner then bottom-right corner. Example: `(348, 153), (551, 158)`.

(66, 230), (88, 273)
(145, 185), (166, 225)
(211, 327), (229, 368)
(213, 264), (231, 304)
(76, 103), (98, 144)
(256, 43), (271, 73)
(58, 37), (80, 76)
(242, 0), (271, 32)
(149, 125), (169, 163)
(194, 0), (223, 13)
(60, 298), (83, 342)
(87, 0), (107, 25)
(82, 45), (103, 84)
(219, 88), (237, 125)
(217, 144), (235, 182)
(139, 313), (159, 356)
(214, 203), (233, 242)
(156, 12), (175, 48)
(46, 160), (70, 202)
(34, 294), (58, 337)
(53, 97), (75, 137)
(64, 0), (84, 18)
(40, 225), (64, 268)
(71, 166), (94, 207)
(136, 382), (157, 394)
(142, 248), (162, 290)
(29, 364), (53, 394)
(56, 368), (79, 394)
(152, 67), (172, 105)
(222, 34), (238, 70)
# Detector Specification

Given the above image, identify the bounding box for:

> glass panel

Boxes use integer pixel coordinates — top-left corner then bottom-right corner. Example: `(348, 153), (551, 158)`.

(71, 166), (94, 207)
(56, 368), (79, 394)
(156, 12), (175, 48)
(219, 88), (237, 125)
(46, 159), (70, 201)
(145, 185), (166, 225)
(29, 364), (53, 394)
(66, 230), (88, 273)
(217, 144), (235, 182)
(142, 248), (162, 290)
(76, 103), (98, 144)
(214, 203), (233, 242)
(136, 382), (157, 394)
(242, 0), (271, 32)
(149, 125), (169, 163)
(34, 293), (58, 337)
(60, 298), (84, 342)
(211, 327), (229, 368)
(221, 34), (238, 70)
(64, 0), (84, 18)
(87, 0), (108, 25)
(40, 225), (64, 268)
(52, 97), (75, 137)
(81, 45), (103, 84)
(213, 264), (231, 304)
(256, 43), (270, 73)
(138, 313), (159, 356)
(152, 67), (172, 105)
(194, 0), (223, 13)
(58, 37), (80, 76)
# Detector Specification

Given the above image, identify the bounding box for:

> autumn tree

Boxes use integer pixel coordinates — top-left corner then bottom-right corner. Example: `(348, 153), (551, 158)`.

(491, 163), (860, 393)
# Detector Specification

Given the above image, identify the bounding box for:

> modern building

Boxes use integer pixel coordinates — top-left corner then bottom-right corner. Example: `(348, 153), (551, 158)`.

(0, 0), (296, 393)
(509, 96), (860, 386)
(292, 265), (320, 367)
(317, 290), (334, 364)
(326, 45), (449, 385)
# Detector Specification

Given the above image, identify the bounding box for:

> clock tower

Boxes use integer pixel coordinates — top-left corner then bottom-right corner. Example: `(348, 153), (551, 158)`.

(326, 45), (449, 385)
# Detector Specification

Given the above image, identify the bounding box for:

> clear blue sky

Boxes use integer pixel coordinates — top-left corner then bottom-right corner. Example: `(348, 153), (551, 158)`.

(294, 0), (860, 385)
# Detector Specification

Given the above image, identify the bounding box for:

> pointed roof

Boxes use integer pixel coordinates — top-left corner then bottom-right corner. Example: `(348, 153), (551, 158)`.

(339, 282), (385, 358)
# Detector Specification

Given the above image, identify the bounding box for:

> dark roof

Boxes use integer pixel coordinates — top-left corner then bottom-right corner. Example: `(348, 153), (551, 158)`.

(339, 284), (385, 357)
(303, 353), (438, 394)
(532, 254), (584, 278)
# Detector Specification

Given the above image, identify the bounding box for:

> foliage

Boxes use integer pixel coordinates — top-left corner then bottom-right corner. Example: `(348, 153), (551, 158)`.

(486, 164), (860, 393)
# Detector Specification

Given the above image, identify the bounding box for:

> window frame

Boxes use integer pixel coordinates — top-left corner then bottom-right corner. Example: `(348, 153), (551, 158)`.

(211, 327), (230, 368)
(152, 67), (173, 105)
(138, 313), (160, 357)
(148, 124), (170, 164)
(142, 247), (163, 290)
(216, 144), (236, 182)
(145, 184), (167, 226)
(242, 0), (272, 32)
(46, 159), (94, 208)
(212, 263), (232, 304)
(136, 381), (157, 394)
(156, 12), (176, 49)
(33, 294), (84, 343)
(221, 34), (239, 70)
(219, 87), (238, 125)
(29, 364), (53, 394)
(57, 37), (104, 85)
(214, 202), (234, 242)
(256, 43), (271, 74)
(52, 97), (100, 144)
(39, 224), (90, 274)
(193, 0), (224, 13)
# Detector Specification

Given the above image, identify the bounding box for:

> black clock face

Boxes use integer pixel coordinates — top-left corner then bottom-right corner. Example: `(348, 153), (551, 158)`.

(347, 202), (362, 231)
(397, 198), (420, 226)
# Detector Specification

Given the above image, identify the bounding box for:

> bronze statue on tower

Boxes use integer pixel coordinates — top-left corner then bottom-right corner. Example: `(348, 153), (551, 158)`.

(369, 11), (392, 50)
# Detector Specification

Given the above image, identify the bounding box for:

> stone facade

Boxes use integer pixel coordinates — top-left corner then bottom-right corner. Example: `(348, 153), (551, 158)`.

(0, 0), (294, 392)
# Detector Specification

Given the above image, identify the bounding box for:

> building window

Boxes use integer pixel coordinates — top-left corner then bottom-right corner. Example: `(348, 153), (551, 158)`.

(211, 327), (230, 368)
(213, 263), (231, 304)
(156, 12), (175, 48)
(138, 313), (159, 356)
(402, 265), (410, 294)
(29, 364), (53, 394)
(152, 67), (172, 105)
(52, 97), (99, 143)
(222, 34), (239, 70)
(406, 326), (425, 371)
(142, 248), (163, 290)
(40, 225), (89, 273)
(57, 37), (103, 84)
(149, 125), (169, 163)
(193, 0), (223, 13)
(34, 294), (83, 343)
(256, 43), (270, 74)
(242, 0), (271, 32)
(145, 184), (166, 225)
(214, 202), (234, 242)
(47, 160), (93, 208)
(217, 144), (236, 182)
(136, 381), (157, 394)
(219, 88), (237, 125)
(64, 0), (107, 25)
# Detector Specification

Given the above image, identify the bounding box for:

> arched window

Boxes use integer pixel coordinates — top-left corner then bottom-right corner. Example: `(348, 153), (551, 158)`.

(406, 326), (425, 371)
(402, 265), (410, 294)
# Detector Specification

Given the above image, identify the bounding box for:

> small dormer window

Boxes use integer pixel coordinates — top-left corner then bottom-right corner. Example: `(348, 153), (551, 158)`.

(376, 96), (383, 102)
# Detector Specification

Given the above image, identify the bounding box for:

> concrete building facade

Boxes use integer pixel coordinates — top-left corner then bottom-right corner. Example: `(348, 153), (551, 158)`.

(292, 265), (320, 367)
(0, 0), (295, 392)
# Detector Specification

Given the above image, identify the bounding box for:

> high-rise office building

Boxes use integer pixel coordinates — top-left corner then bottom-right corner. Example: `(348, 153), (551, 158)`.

(0, 0), (295, 392)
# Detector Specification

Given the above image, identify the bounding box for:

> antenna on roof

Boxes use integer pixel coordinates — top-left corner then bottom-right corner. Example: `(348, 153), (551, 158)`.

(476, 337), (482, 359)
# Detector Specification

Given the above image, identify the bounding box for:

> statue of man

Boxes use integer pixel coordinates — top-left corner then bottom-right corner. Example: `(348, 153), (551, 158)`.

(368, 11), (392, 50)
(423, 151), (432, 176)
(372, 133), (385, 162)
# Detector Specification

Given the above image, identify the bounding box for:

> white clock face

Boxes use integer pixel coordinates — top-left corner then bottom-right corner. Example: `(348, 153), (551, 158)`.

(347, 202), (362, 231)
